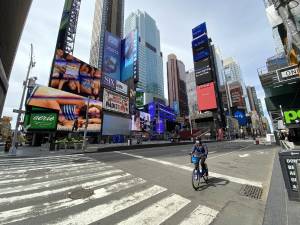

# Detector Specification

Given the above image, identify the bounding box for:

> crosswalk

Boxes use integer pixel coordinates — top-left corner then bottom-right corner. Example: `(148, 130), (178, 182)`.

(0, 154), (219, 225)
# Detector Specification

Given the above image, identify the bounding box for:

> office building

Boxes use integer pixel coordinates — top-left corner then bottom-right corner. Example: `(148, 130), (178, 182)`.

(223, 57), (242, 83)
(0, 0), (33, 116)
(89, 0), (124, 68)
(212, 46), (225, 87)
(247, 86), (264, 115)
(185, 69), (198, 117)
(166, 54), (188, 116)
(125, 10), (164, 103)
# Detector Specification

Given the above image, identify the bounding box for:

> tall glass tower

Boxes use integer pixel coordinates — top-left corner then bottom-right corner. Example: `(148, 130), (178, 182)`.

(125, 10), (164, 103)
(89, 0), (124, 69)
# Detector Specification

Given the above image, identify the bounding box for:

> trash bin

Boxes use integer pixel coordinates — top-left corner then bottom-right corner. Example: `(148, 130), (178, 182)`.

(127, 139), (132, 146)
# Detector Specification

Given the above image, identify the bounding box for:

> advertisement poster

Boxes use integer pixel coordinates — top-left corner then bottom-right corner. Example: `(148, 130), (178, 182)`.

(27, 86), (102, 132)
(103, 89), (129, 114)
(102, 31), (121, 81)
(116, 81), (128, 95)
(121, 30), (138, 81)
(196, 82), (217, 111)
(136, 91), (144, 108)
(194, 57), (213, 85)
(131, 111), (141, 131)
(50, 49), (101, 100)
(131, 111), (151, 131)
(102, 74), (116, 90)
(192, 22), (207, 39)
(234, 110), (247, 126)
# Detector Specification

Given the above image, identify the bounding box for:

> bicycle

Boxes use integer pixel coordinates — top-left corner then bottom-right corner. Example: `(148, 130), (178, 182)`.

(190, 154), (208, 190)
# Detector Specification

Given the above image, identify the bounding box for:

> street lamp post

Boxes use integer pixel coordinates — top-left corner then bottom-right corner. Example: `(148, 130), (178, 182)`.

(9, 44), (35, 156)
(82, 96), (90, 151)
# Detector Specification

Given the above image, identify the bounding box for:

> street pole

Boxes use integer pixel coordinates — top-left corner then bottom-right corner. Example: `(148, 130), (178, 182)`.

(225, 81), (232, 140)
(9, 44), (35, 156)
(82, 96), (90, 151)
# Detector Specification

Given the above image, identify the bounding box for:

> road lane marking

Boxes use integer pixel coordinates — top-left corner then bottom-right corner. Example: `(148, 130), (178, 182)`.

(0, 154), (85, 162)
(0, 165), (113, 185)
(116, 193), (190, 225)
(239, 154), (250, 158)
(0, 173), (132, 205)
(45, 185), (167, 225)
(179, 205), (219, 225)
(114, 151), (263, 187)
(0, 178), (146, 224)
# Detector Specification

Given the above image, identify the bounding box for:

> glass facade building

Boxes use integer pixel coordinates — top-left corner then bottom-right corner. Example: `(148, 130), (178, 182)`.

(89, 0), (124, 69)
(125, 10), (164, 103)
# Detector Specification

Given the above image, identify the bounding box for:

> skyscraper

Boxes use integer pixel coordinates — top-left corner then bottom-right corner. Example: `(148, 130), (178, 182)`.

(166, 54), (188, 116)
(185, 69), (198, 116)
(0, 0), (33, 116)
(89, 0), (124, 69)
(223, 57), (242, 83)
(125, 10), (164, 103)
(212, 46), (225, 87)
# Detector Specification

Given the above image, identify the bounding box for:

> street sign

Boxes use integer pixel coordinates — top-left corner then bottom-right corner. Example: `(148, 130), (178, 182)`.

(13, 109), (25, 114)
(279, 150), (300, 201)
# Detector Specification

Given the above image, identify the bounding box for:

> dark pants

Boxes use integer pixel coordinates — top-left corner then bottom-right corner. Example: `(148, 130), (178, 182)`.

(195, 156), (207, 174)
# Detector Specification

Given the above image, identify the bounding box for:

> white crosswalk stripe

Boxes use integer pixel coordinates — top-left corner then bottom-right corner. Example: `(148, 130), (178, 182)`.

(0, 155), (219, 225)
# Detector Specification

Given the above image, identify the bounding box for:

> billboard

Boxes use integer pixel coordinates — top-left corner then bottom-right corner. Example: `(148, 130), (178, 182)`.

(192, 34), (209, 48)
(192, 22), (207, 39)
(193, 42), (210, 62)
(24, 107), (58, 131)
(103, 89), (129, 114)
(102, 31), (121, 81)
(27, 86), (102, 132)
(102, 74), (128, 95)
(136, 91), (144, 108)
(131, 111), (150, 131)
(283, 109), (300, 125)
(277, 65), (299, 82)
(233, 110), (247, 126)
(121, 30), (138, 81)
(102, 113), (131, 135)
(194, 57), (213, 85)
(50, 49), (101, 100)
(196, 82), (217, 111)
(116, 81), (128, 95)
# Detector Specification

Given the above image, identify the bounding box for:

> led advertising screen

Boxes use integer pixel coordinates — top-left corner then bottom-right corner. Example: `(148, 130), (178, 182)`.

(192, 34), (209, 48)
(24, 107), (58, 131)
(103, 89), (129, 114)
(27, 86), (102, 132)
(50, 49), (101, 100)
(102, 113), (131, 135)
(194, 57), (213, 85)
(102, 74), (128, 95)
(196, 82), (217, 111)
(131, 111), (150, 131)
(121, 30), (138, 81)
(192, 22), (207, 39)
(102, 31), (121, 81)
(193, 42), (210, 62)
(234, 110), (247, 126)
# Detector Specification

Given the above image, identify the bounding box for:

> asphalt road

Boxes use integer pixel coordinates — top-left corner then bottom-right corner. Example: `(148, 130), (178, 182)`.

(0, 140), (277, 225)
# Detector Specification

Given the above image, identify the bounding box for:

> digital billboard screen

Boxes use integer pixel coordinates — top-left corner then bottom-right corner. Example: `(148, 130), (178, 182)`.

(131, 111), (151, 131)
(27, 86), (102, 132)
(102, 31), (121, 81)
(196, 82), (217, 111)
(194, 57), (213, 85)
(234, 109), (247, 126)
(121, 30), (138, 82)
(102, 113), (131, 135)
(193, 44), (210, 62)
(192, 22), (207, 39)
(50, 49), (101, 100)
(192, 34), (209, 48)
(103, 89), (129, 114)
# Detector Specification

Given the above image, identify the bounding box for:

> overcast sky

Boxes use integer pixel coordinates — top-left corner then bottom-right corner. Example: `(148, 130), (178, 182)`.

(3, 0), (276, 125)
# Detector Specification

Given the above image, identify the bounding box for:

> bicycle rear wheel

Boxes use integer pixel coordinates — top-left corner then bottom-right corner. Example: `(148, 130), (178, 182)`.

(192, 169), (200, 190)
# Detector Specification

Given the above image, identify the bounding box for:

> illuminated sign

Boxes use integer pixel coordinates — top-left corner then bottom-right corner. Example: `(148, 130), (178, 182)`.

(284, 109), (300, 124)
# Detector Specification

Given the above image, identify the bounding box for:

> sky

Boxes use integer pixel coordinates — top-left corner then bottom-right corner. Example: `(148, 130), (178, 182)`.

(3, 0), (276, 125)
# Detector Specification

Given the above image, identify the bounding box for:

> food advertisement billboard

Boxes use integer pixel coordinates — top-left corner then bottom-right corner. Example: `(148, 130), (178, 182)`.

(27, 86), (102, 132)
(102, 31), (121, 81)
(103, 89), (129, 114)
(121, 30), (138, 81)
(49, 49), (101, 100)
(196, 82), (217, 111)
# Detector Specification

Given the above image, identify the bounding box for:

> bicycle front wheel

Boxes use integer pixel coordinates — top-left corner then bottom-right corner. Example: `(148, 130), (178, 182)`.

(192, 169), (200, 190)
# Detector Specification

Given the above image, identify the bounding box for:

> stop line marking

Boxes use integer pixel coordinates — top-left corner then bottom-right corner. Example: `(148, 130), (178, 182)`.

(114, 151), (263, 188)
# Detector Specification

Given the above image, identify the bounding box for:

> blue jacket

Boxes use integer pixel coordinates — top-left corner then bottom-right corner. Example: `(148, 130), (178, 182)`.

(191, 144), (208, 156)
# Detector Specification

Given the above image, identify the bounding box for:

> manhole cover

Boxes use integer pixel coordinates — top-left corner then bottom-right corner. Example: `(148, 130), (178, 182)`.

(68, 188), (94, 200)
(240, 185), (263, 200)
(72, 159), (88, 164)
(25, 168), (51, 177)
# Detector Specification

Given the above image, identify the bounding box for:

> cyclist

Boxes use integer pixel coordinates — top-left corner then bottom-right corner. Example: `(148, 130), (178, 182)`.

(190, 138), (208, 176)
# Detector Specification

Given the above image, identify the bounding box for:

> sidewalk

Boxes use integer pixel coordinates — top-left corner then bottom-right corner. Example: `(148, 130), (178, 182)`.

(263, 149), (300, 225)
(0, 140), (194, 158)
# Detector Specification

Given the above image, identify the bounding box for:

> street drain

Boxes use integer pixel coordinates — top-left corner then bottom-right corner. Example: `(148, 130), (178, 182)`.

(25, 168), (51, 177)
(68, 188), (94, 200)
(240, 185), (263, 200)
(72, 158), (88, 164)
